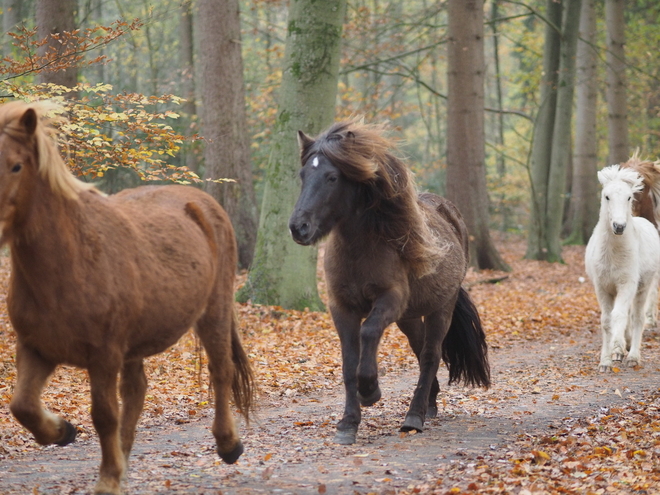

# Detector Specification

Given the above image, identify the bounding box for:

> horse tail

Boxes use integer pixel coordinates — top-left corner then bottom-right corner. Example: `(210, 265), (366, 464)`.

(230, 309), (255, 424)
(442, 287), (491, 388)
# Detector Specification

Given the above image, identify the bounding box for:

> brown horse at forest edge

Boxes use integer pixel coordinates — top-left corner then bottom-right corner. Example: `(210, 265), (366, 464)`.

(0, 101), (253, 495)
(289, 120), (490, 445)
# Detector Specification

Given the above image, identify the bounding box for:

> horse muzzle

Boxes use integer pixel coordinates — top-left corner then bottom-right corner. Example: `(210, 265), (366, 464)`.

(289, 219), (314, 245)
(612, 222), (626, 235)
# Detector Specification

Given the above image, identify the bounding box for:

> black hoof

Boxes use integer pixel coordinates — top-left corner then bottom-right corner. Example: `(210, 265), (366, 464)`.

(400, 414), (424, 433)
(426, 404), (438, 419)
(218, 441), (244, 464)
(357, 386), (381, 407)
(334, 428), (357, 445)
(56, 421), (77, 446)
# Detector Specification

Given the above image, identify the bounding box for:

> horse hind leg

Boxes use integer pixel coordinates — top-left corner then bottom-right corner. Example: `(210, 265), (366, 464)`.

(9, 342), (77, 447)
(194, 311), (244, 464)
(119, 359), (148, 466)
(401, 310), (451, 433)
(397, 318), (440, 419)
(88, 361), (125, 495)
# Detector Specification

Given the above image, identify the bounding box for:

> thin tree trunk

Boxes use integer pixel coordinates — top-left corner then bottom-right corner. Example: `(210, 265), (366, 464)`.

(565, 0), (599, 245)
(544, 0), (582, 262)
(605, 0), (629, 165)
(239, 0), (347, 310)
(179, 0), (198, 175)
(446, 0), (509, 271)
(3, 0), (24, 36)
(198, 0), (258, 269)
(525, 0), (562, 260)
(490, 0), (506, 178)
(36, 0), (78, 89)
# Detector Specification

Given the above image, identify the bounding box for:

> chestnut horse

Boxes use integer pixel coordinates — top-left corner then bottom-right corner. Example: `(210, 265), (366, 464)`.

(0, 101), (253, 495)
(620, 151), (660, 326)
(289, 120), (490, 445)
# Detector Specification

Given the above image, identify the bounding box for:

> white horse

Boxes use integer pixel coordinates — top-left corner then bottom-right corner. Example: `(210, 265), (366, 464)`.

(585, 165), (660, 372)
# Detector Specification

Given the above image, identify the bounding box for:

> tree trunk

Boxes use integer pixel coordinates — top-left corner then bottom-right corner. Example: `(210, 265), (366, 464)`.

(525, 0), (562, 260)
(198, 0), (258, 269)
(544, 0), (582, 262)
(36, 0), (78, 88)
(239, 0), (347, 310)
(179, 0), (198, 175)
(605, 0), (629, 165)
(3, 0), (24, 35)
(565, 0), (599, 245)
(446, 0), (509, 271)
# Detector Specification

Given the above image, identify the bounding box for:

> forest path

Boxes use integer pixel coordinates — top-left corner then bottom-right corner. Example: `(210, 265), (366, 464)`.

(2, 325), (659, 494)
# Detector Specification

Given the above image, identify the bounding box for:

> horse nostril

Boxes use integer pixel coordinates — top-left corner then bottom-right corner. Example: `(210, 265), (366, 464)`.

(613, 223), (625, 235)
(299, 222), (310, 236)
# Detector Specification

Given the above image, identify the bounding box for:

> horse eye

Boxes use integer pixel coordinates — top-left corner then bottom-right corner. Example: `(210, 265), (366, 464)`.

(628, 196), (631, 201)
(11, 163), (22, 173)
(605, 195), (609, 201)
(327, 175), (338, 183)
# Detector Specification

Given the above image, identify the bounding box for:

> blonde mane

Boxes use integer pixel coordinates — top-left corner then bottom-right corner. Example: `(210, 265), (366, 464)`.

(0, 100), (97, 199)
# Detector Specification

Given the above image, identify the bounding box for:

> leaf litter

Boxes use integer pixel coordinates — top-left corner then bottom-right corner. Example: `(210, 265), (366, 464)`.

(1, 235), (660, 494)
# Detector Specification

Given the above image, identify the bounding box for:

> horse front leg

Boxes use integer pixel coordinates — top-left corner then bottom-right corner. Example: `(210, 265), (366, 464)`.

(609, 284), (637, 363)
(89, 362), (124, 495)
(357, 291), (404, 407)
(119, 359), (148, 465)
(595, 289), (614, 372)
(9, 342), (77, 446)
(330, 303), (362, 445)
(397, 318), (440, 418)
(401, 309), (450, 433)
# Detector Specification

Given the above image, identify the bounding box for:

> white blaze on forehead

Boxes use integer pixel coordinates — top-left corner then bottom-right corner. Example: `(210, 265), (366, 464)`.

(312, 156), (319, 168)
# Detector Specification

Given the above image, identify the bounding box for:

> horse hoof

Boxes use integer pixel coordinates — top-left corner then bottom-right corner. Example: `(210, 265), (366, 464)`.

(612, 353), (624, 363)
(625, 359), (640, 368)
(598, 365), (611, 373)
(426, 405), (438, 419)
(56, 421), (77, 446)
(334, 428), (357, 445)
(400, 415), (424, 433)
(357, 387), (381, 407)
(218, 441), (244, 464)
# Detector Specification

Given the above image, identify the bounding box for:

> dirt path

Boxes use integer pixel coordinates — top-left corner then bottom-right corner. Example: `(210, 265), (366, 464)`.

(2, 325), (659, 495)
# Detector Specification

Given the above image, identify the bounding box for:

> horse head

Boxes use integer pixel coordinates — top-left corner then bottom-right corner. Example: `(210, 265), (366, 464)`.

(289, 130), (357, 245)
(598, 165), (644, 236)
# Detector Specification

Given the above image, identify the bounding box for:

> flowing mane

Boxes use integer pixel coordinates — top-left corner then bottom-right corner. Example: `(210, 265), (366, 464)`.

(299, 119), (446, 277)
(619, 150), (660, 225)
(0, 100), (97, 199)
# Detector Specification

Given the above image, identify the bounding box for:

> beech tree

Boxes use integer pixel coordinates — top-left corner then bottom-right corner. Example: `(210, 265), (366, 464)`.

(239, 0), (348, 310)
(36, 0), (78, 88)
(445, 0), (509, 271)
(198, 0), (258, 268)
(605, 0), (629, 166)
(526, 0), (582, 262)
(565, 0), (599, 245)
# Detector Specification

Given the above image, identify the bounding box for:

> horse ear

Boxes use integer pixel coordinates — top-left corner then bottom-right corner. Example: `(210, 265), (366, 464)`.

(297, 130), (314, 150)
(19, 108), (38, 136)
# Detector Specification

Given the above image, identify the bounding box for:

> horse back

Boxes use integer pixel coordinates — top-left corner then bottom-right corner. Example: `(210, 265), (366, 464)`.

(418, 193), (469, 261)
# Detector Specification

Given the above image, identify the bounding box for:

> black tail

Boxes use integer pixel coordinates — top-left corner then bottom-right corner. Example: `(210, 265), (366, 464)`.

(442, 287), (491, 388)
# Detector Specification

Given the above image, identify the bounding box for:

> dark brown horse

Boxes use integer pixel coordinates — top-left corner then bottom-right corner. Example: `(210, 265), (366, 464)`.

(289, 120), (490, 445)
(0, 101), (253, 495)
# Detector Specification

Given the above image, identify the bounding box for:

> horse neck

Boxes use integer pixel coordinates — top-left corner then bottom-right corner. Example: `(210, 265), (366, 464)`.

(9, 177), (83, 281)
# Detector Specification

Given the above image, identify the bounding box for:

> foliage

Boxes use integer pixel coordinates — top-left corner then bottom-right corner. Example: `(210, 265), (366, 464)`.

(1, 18), (200, 186)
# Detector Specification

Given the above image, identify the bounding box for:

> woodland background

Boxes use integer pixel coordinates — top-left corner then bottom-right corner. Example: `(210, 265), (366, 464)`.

(2, 0), (660, 493)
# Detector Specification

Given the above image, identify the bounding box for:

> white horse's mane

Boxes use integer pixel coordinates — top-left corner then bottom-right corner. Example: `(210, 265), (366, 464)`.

(597, 164), (644, 194)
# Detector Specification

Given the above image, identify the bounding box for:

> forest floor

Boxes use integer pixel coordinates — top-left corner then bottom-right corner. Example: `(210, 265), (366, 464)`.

(1, 235), (660, 494)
